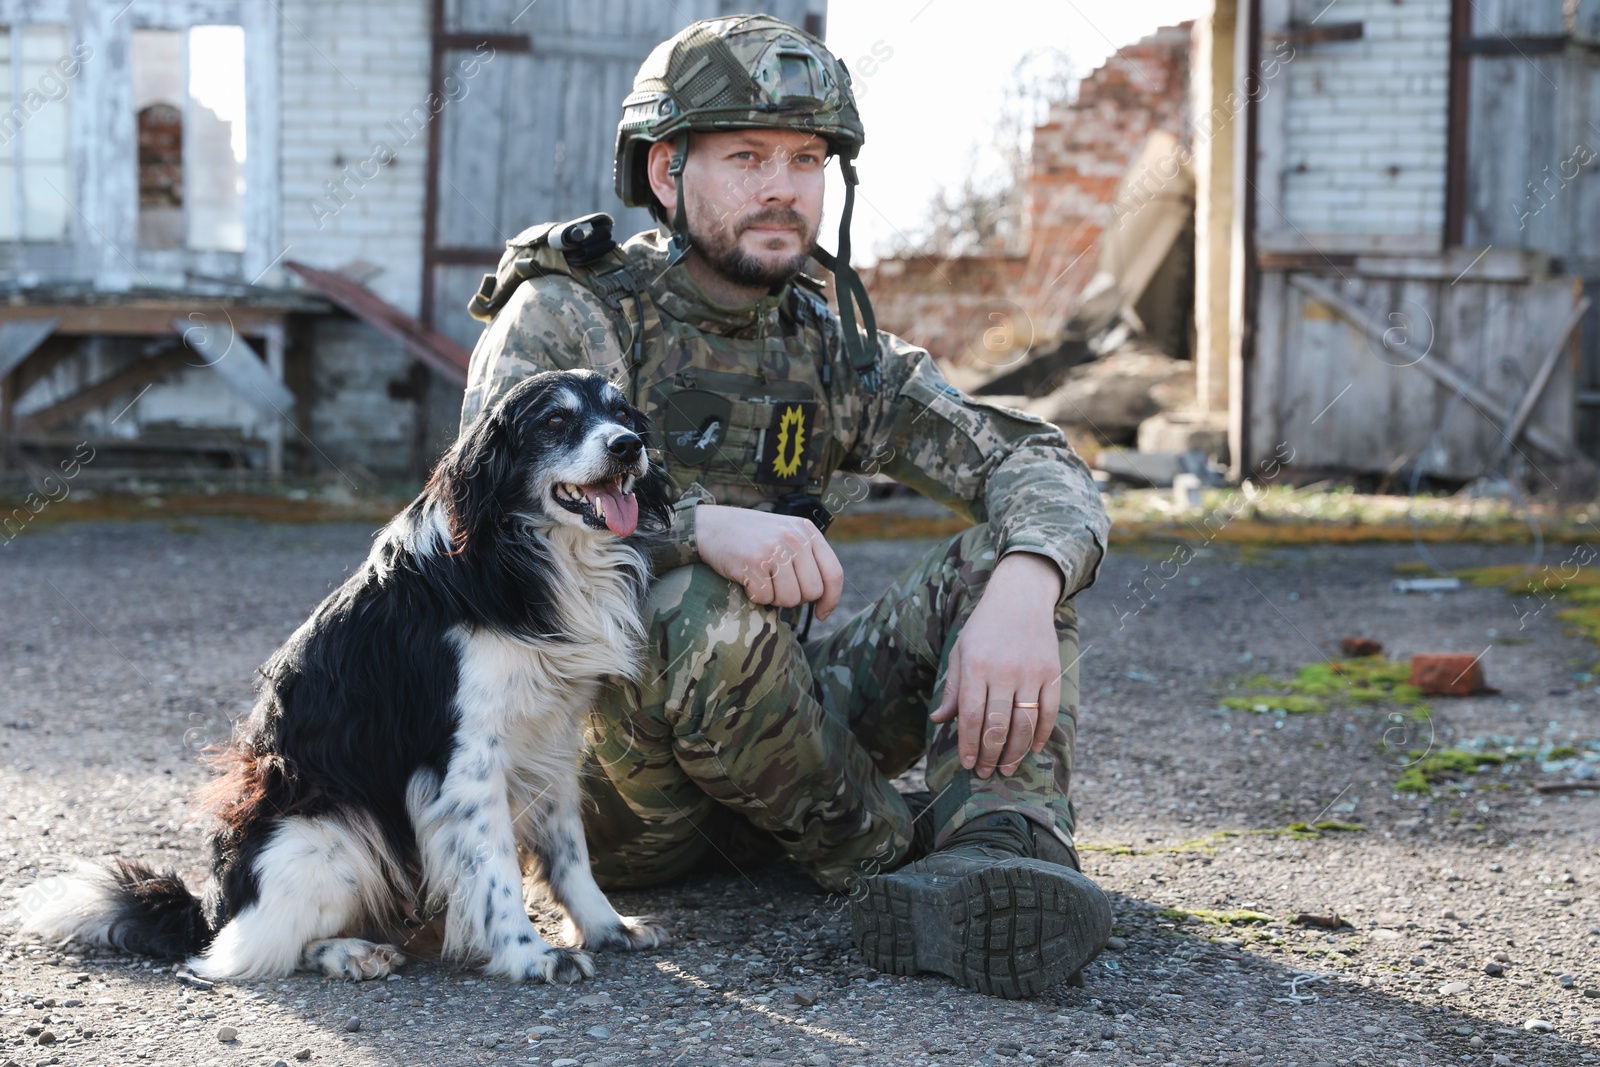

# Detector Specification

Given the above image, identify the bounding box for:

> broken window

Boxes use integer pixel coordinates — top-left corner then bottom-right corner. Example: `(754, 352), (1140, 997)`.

(0, 24), (75, 243)
(133, 29), (183, 248)
(185, 25), (245, 251)
(133, 25), (246, 252)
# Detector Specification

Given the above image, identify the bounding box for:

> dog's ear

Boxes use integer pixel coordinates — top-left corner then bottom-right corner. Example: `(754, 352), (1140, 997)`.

(427, 403), (516, 553)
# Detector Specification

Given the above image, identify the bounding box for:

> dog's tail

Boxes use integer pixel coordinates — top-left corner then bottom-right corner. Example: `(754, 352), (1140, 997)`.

(10, 859), (211, 961)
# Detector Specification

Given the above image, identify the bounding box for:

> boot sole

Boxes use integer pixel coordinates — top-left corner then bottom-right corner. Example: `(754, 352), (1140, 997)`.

(850, 859), (1112, 999)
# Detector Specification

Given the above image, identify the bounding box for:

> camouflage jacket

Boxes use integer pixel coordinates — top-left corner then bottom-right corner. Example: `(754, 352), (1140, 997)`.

(460, 227), (1109, 601)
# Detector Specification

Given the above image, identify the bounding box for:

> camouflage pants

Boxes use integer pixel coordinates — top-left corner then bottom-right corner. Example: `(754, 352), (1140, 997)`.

(581, 522), (1081, 893)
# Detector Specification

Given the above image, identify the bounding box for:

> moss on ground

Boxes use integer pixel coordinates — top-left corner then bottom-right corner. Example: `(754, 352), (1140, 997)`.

(1221, 657), (1429, 717)
(1105, 486), (1591, 544)
(1393, 749), (1508, 794)
(1159, 907), (1276, 926)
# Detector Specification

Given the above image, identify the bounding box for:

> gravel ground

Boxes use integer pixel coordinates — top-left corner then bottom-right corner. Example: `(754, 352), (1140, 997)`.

(1, 518), (1598, 1067)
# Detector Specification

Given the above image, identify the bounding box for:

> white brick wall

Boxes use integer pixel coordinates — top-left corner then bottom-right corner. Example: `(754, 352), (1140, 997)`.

(1280, 0), (1451, 236)
(278, 0), (432, 315)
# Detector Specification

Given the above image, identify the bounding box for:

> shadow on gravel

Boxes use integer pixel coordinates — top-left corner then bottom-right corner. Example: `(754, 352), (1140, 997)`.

(13, 872), (1577, 1067)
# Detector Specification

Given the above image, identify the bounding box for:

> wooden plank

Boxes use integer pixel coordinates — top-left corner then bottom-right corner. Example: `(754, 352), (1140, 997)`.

(1431, 277), (1498, 478)
(438, 46), (511, 249)
(242, 0), (284, 285)
(1464, 54), (1525, 246)
(499, 51), (554, 231)
(1351, 249), (1544, 282)
(0, 320), (59, 379)
(1285, 276), (1339, 467)
(1465, 46), (1575, 253)
(1252, 0), (1292, 244)
(172, 317), (295, 415)
(14, 349), (191, 433)
(1248, 271), (1288, 471)
(1255, 231), (1442, 256)
(0, 304), (294, 336)
(1457, 36), (1566, 55)
(1287, 273), (1573, 459)
(1571, 67), (1600, 261)
(287, 261), (471, 385)
(1446, 0), (1472, 244)
(1381, 277), (1434, 474)
(1468, 0), (1564, 36)
(1523, 54), (1564, 256)
(1432, 277), (1484, 476)
(81, 5), (138, 289)
(1528, 278), (1581, 443)
(1276, 22), (1363, 46)
(261, 321), (287, 477)
(0, 318), (58, 473)
(1491, 294), (1588, 465)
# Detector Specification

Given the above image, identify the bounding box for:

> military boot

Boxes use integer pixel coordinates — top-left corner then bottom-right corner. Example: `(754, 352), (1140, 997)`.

(850, 811), (1112, 999)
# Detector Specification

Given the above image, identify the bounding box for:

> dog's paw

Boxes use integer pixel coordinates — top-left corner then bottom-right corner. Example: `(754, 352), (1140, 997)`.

(581, 915), (669, 952)
(303, 939), (405, 981)
(536, 945), (594, 984)
(487, 941), (594, 984)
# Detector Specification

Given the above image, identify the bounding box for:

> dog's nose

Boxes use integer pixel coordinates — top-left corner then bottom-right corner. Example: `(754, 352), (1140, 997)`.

(607, 432), (643, 462)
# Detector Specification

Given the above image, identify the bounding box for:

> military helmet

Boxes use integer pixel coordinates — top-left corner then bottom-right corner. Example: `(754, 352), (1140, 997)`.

(614, 14), (865, 208)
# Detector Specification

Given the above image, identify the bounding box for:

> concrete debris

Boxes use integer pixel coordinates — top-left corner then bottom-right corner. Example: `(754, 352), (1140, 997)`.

(1093, 447), (1224, 489)
(1038, 347), (1194, 442)
(1138, 411), (1228, 463)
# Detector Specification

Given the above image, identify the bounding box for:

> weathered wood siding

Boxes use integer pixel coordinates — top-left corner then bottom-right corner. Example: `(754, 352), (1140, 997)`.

(1458, 0), (1600, 457)
(1461, 0), (1596, 253)
(1249, 268), (1579, 479)
(1243, 0), (1593, 475)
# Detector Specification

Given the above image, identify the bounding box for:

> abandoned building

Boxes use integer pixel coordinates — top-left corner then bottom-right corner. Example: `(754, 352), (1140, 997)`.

(1202, 0), (1600, 483)
(0, 0), (824, 484)
(8, 0), (1596, 491)
(867, 0), (1600, 488)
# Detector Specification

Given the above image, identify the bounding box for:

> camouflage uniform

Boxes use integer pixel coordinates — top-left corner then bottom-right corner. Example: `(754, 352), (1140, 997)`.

(460, 227), (1109, 893)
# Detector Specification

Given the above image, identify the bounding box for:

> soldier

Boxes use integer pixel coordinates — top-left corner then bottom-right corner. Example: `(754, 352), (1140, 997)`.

(460, 14), (1112, 998)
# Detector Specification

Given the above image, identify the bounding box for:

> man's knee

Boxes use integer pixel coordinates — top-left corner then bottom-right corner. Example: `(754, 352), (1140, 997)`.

(639, 565), (798, 724)
(643, 563), (749, 631)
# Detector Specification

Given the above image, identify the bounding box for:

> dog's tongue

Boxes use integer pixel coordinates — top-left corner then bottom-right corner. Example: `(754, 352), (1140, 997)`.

(583, 482), (638, 537)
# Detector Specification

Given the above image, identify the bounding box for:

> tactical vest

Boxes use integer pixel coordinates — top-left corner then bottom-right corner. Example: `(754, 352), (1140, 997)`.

(470, 214), (875, 510)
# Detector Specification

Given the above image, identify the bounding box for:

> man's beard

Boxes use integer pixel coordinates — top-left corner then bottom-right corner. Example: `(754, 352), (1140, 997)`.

(687, 205), (818, 290)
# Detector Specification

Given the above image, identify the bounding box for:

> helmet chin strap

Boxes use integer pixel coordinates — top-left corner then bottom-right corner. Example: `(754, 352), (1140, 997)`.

(666, 132), (692, 267)
(810, 156), (881, 394)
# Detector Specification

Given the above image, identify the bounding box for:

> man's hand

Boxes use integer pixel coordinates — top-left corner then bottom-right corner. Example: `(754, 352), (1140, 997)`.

(694, 504), (844, 620)
(930, 552), (1064, 779)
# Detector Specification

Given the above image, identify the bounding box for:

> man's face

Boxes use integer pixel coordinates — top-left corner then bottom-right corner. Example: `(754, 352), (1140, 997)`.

(648, 129), (827, 289)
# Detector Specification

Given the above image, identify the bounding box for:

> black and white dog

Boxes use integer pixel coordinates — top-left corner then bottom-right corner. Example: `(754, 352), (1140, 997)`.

(14, 369), (673, 984)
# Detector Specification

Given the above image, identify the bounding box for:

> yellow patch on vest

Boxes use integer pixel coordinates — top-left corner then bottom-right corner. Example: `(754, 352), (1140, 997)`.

(772, 404), (807, 479)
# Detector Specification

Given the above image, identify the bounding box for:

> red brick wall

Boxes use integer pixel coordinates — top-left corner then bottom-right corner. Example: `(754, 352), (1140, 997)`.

(861, 24), (1192, 374)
